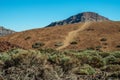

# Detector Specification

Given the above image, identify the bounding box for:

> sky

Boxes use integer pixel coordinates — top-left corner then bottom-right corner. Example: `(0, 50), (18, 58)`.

(0, 0), (120, 31)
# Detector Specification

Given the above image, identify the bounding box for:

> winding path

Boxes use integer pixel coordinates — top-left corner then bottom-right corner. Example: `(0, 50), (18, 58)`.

(56, 22), (91, 50)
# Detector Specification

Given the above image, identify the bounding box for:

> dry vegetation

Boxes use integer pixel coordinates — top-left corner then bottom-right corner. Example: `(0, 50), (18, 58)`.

(0, 48), (120, 80)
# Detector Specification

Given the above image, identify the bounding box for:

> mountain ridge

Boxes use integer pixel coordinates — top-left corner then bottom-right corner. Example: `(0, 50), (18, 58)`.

(47, 12), (110, 27)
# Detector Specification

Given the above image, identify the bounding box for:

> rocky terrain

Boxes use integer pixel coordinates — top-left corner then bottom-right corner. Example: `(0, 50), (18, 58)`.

(47, 12), (110, 27)
(0, 26), (15, 36)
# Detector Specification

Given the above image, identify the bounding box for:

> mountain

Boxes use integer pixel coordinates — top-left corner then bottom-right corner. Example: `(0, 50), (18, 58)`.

(0, 26), (15, 36)
(47, 12), (110, 27)
(0, 12), (119, 80)
(0, 12), (119, 52)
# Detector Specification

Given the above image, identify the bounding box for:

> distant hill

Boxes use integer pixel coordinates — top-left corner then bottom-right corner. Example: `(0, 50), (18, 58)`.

(0, 26), (15, 36)
(47, 12), (110, 27)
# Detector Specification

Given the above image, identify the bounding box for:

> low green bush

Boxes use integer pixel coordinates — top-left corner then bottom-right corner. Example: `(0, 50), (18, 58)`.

(101, 65), (120, 72)
(32, 42), (45, 49)
(39, 48), (58, 54)
(112, 51), (120, 58)
(48, 54), (60, 64)
(0, 53), (11, 62)
(88, 56), (105, 68)
(74, 64), (96, 75)
(104, 55), (117, 65)
(54, 42), (63, 47)
(60, 56), (70, 65)
(99, 52), (110, 58)
(76, 53), (91, 64)
(87, 47), (95, 50)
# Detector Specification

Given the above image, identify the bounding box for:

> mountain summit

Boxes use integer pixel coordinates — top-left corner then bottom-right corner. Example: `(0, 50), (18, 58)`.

(47, 12), (110, 27)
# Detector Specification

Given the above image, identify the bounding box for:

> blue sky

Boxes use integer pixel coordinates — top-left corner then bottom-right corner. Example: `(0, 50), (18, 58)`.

(0, 0), (120, 31)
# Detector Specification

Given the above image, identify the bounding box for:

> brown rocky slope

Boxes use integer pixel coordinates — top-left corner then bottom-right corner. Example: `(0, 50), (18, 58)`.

(0, 21), (120, 52)
(0, 41), (24, 52)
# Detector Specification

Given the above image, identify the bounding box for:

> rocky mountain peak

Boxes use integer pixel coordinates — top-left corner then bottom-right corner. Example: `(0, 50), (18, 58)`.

(47, 12), (110, 27)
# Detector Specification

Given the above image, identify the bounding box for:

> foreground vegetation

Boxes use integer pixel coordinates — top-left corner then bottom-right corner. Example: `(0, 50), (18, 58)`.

(0, 48), (120, 80)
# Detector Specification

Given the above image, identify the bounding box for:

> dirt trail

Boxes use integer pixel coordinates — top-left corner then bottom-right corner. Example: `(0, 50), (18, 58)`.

(56, 22), (91, 50)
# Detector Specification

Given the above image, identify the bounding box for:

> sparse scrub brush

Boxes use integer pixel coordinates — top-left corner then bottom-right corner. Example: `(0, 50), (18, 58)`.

(73, 64), (96, 75)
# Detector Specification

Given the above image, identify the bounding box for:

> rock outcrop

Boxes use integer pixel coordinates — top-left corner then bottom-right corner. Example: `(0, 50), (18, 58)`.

(47, 12), (110, 27)
(0, 26), (15, 36)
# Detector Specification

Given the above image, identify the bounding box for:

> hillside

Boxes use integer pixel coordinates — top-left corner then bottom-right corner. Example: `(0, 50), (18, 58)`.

(0, 21), (120, 52)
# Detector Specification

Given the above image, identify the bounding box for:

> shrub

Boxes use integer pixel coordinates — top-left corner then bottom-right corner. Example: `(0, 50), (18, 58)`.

(96, 46), (102, 49)
(60, 56), (73, 72)
(70, 40), (77, 45)
(100, 38), (107, 41)
(8, 48), (27, 55)
(0, 53), (11, 62)
(76, 53), (91, 65)
(60, 56), (70, 65)
(112, 51), (120, 58)
(32, 42), (45, 49)
(116, 45), (120, 48)
(95, 46), (102, 51)
(115, 58), (120, 64)
(3, 58), (21, 69)
(108, 72), (120, 78)
(101, 65), (120, 72)
(39, 48), (59, 54)
(74, 64), (96, 75)
(88, 56), (105, 68)
(99, 52), (110, 58)
(48, 54), (59, 64)
(104, 55), (117, 65)
(0, 60), (4, 68)
(87, 47), (95, 50)
(54, 42), (63, 47)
